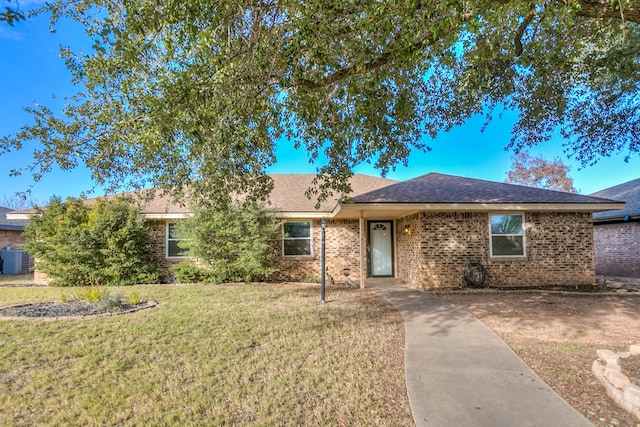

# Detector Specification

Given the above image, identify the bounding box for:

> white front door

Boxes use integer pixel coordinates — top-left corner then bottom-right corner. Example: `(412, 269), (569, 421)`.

(369, 221), (393, 277)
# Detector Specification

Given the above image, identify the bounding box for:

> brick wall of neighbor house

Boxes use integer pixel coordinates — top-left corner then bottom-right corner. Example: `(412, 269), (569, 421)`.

(0, 230), (26, 250)
(270, 219), (361, 283)
(594, 222), (640, 278)
(403, 211), (594, 288)
(396, 213), (422, 285)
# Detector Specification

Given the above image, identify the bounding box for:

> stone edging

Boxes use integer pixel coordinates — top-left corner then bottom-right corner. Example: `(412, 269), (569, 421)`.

(592, 344), (640, 420)
(0, 300), (158, 321)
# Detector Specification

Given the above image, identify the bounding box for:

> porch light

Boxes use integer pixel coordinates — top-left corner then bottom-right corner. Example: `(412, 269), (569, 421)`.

(403, 223), (412, 235)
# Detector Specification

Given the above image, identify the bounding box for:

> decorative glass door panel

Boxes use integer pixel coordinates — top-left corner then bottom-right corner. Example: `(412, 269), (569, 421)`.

(369, 221), (393, 276)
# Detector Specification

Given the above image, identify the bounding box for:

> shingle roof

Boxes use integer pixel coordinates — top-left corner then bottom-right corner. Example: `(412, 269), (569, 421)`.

(0, 206), (28, 230)
(266, 174), (396, 213)
(590, 177), (640, 221)
(352, 172), (621, 206)
(6, 174), (397, 218)
(137, 174), (396, 215)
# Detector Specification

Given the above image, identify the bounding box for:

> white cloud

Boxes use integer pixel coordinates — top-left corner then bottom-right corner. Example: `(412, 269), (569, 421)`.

(0, 26), (25, 41)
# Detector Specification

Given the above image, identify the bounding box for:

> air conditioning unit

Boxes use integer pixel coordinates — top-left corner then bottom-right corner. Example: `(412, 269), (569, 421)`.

(1, 249), (32, 275)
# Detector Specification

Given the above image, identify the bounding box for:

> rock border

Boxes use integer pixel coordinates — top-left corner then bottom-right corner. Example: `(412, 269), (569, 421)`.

(0, 300), (158, 321)
(592, 344), (640, 420)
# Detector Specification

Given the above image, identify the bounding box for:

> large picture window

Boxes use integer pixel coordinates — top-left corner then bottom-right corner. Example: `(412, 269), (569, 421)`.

(167, 222), (189, 258)
(490, 214), (525, 257)
(283, 221), (312, 256)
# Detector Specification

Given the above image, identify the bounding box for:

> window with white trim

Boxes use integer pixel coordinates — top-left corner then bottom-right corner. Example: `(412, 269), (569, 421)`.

(282, 221), (312, 256)
(167, 222), (190, 258)
(489, 214), (525, 257)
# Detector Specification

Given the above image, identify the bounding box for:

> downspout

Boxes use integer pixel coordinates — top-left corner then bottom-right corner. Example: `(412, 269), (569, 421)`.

(359, 211), (365, 289)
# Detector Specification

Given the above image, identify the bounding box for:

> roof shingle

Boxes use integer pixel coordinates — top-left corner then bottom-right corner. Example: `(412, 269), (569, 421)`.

(590, 177), (640, 220)
(352, 173), (621, 205)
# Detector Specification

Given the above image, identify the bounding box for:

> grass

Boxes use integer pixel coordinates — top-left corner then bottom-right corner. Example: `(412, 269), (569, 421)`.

(0, 283), (413, 426)
(0, 273), (35, 285)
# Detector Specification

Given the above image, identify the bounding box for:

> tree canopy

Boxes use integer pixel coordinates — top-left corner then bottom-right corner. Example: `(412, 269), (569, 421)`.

(2, 0), (638, 205)
(506, 151), (577, 192)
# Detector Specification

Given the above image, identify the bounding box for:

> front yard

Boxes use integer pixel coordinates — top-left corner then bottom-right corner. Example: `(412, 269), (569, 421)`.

(0, 283), (413, 426)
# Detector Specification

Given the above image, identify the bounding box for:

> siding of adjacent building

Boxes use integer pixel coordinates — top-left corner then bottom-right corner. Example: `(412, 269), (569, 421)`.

(594, 221), (640, 278)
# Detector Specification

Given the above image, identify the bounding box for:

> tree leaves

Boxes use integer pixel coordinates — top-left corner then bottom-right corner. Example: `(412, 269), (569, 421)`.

(1, 0), (637, 204)
(506, 151), (577, 193)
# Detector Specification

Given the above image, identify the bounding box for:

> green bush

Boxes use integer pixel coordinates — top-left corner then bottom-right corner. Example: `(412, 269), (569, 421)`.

(172, 262), (218, 284)
(23, 196), (161, 286)
(174, 201), (280, 284)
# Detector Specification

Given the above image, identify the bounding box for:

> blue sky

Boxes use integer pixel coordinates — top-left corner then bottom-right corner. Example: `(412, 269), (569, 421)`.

(1, 12), (638, 203)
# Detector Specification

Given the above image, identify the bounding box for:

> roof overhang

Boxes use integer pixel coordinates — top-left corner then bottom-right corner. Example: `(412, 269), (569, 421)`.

(143, 213), (192, 219)
(333, 202), (627, 219)
(0, 225), (25, 231)
(4, 212), (31, 220)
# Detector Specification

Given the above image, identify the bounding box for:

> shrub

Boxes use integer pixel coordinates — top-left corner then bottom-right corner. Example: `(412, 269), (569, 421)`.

(128, 291), (141, 306)
(23, 196), (161, 286)
(172, 262), (218, 284)
(174, 201), (280, 284)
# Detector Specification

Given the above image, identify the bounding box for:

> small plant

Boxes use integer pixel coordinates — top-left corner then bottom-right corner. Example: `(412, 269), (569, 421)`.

(129, 291), (141, 306)
(95, 293), (124, 313)
(77, 286), (109, 303)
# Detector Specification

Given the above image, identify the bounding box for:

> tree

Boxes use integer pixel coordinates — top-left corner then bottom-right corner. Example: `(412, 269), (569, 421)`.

(23, 197), (161, 286)
(1, 1), (637, 205)
(1, 1), (24, 25)
(506, 151), (577, 192)
(0, 194), (41, 210)
(173, 201), (280, 284)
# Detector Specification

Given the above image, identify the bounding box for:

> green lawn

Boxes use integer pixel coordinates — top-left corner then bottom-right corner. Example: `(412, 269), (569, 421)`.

(0, 283), (413, 426)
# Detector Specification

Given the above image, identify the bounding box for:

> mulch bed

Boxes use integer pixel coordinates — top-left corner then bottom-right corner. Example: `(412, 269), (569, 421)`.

(0, 300), (157, 319)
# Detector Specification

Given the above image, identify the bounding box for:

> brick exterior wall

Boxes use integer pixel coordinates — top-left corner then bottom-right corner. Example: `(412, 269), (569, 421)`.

(270, 219), (361, 283)
(0, 230), (26, 250)
(147, 218), (362, 284)
(56, 212), (595, 287)
(147, 219), (184, 283)
(396, 214), (422, 285)
(395, 211), (595, 288)
(594, 222), (640, 278)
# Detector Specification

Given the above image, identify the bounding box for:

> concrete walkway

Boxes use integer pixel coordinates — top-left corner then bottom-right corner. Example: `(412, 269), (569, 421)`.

(368, 280), (593, 427)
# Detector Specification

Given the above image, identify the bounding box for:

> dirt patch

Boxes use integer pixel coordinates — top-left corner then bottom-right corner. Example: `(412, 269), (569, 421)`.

(439, 291), (640, 427)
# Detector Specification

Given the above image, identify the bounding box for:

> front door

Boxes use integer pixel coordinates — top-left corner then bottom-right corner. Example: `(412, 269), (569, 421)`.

(368, 221), (393, 277)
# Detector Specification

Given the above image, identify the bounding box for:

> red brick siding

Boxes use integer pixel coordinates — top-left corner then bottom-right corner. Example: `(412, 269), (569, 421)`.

(594, 222), (640, 278)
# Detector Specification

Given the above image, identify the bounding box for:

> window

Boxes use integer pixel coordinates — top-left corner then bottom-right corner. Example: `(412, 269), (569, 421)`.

(490, 214), (525, 257)
(283, 221), (312, 256)
(167, 222), (190, 258)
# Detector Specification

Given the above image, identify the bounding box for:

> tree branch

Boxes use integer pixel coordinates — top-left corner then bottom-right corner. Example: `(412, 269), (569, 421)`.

(514, 8), (536, 56)
(576, 0), (639, 23)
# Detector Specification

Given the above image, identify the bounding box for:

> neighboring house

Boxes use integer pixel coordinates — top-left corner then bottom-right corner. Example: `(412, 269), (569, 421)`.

(9, 172), (624, 288)
(0, 206), (28, 250)
(0, 206), (32, 275)
(590, 178), (640, 278)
